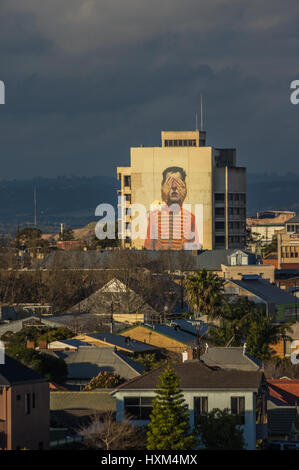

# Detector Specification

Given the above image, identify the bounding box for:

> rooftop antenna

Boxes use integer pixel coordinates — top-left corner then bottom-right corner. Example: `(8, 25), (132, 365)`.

(34, 186), (37, 227)
(195, 112), (198, 131)
(200, 94), (204, 131)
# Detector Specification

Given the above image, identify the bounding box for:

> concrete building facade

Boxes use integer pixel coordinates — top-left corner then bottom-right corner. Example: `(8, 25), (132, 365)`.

(117, 130), (246, 250)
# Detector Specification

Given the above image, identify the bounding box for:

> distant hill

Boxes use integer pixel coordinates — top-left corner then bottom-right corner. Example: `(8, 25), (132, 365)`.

(0, 173), (297, 234)
(0, 176), (118, 235)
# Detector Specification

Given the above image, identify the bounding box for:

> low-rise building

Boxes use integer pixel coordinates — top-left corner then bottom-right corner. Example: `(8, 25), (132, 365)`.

(277, 215), (299, 269)
(223, 275), (299, 322)
(112, 361), (268, 449)
(0, 355), (49, 450)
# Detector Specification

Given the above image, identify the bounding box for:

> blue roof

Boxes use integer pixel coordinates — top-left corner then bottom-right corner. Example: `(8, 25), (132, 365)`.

(226, 278), (298, 304)
(169, 319), (210, 337)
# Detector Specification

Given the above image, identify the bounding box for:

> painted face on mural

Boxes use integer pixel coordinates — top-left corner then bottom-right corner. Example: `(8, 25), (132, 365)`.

(161, 171), (187, 206)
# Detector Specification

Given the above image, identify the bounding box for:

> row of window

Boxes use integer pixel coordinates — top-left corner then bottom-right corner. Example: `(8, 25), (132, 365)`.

(215, 207), (246, 217)
(286, 224), (299, 234)
(215, 235), (246, 245)
(124, 396), (245, 425)
(215, 221), (246, 231)
(281, 250), (299, 258)
(164, 139), (202, 147)
(214, 193), (246, 203)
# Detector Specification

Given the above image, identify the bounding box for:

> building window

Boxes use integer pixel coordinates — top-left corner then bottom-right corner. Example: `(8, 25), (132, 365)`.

(214, 193), (225, 202)
(16, 394), (21, 401)
(125, 194), (131, 203)
(194, 397), (208, 426)
(215, 236), (225, 245)
(215, 207), (225, 217)
(231, 397), (245, 425)
(25, 393), (31, 415)
(32, 393), (36, 409)
(124, 175), (131, 188)
(124, 397), (153, 420)
(215, 221), (225, 231)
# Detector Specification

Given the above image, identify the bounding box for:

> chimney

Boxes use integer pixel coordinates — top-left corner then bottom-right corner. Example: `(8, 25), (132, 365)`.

(38, 339), (48, 350)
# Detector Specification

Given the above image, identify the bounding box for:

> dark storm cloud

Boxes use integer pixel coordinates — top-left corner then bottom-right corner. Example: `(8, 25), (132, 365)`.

(0, 0), (299, 179)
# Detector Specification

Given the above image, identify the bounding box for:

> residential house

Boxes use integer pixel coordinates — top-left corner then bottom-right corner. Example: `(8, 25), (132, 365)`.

(0, 355), (49, 450)
(270, 322), (299, 359)
(118, 323), (198, 354)
(223, 275), (299, 322)
(69, 277), (186, 324)
(73, 332), (158, 356)
(267, 379), (299, 442)
(112, 361), (268, 450)
(200, 346), (261, 371)
(49, 346), (145, 390)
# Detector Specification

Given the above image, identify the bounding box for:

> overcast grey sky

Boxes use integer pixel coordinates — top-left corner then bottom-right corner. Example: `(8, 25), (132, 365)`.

(0, 0), (299, 179)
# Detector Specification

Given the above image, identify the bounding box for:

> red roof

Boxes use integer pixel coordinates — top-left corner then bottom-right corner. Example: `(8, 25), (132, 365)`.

(267, 379), (299, 405)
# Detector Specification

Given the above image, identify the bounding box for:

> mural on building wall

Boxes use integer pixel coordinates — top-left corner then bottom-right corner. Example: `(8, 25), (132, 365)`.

(144, 166), (203, 250)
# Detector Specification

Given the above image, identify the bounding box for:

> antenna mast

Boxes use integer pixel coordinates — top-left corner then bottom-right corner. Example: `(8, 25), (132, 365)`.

(34, 186), (37, 227)
(200, 95), (203, 131)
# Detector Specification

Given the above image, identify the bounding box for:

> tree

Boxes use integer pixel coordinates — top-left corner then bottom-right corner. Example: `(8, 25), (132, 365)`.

(146, 365), (197, 450)
(83, 371), (124, 390)
(185, 268), (224, 318)
(198, 408), (245, 450)
(80, 412), (146, 450)
(58, 227), (74, 241)
(207, 299), (291, 361)
(6, 348), (67, 384)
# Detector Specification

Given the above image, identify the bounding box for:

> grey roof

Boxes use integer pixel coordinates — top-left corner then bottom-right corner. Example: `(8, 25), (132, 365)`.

(169, 319), (210, 337)
(285, 215), (299, 223)
(51, 339), (93, 348)
(113, 361), (264, 392)
(86, 332), (158, 352)
(54, 346), (145, 380)
(268, 407), (298, 436)
(36, 249), (258, 272)
(201, 347), (261, 371)
(225, 278), (298, 305)
(0, 354), (47, 386)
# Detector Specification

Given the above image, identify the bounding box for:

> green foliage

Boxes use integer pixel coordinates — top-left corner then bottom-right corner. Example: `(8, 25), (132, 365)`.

(58, 227), (74, 241)
(185, 268), (224, 318)
(6, 348), (67, 384)
(146, 365), (197, 450)
(207, 298), (291, 361)
(38, 327), (74, 343)
(83, 371), (124, 390)
(198, 408), (245, 450)
(134, 353), (165, 371)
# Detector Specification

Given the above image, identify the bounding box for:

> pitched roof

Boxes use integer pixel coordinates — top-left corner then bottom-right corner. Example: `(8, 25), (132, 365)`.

(54, 346), (145, 380)
(84, 332), (158, 352)
(113, 361), (264, 392)
(224, 278), (298, 304)
(267, 379), (299, 406)
(169, 319), (210, 337)
(120, 323), (197, 346)
(0, 355), (47, 386)
(201, 347), (261, 371)
(285, 215), (299, 224)
(268, 407), (298, 436)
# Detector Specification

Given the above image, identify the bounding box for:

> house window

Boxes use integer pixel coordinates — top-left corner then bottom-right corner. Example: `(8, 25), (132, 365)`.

(231, 397), (245, 424)
(25, 393), (31, 415)
(194, 397), (208, 426)
(124, 397), (153, 420)
(16, 394), (21, 401)
(32, 393), (36, 409)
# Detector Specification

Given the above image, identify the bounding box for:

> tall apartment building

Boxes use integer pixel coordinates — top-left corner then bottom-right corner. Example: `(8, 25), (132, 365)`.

(117, 130), (246, 250)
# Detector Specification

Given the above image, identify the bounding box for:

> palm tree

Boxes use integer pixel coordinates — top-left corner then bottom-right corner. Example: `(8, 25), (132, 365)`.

(185, 268), (224, 318)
